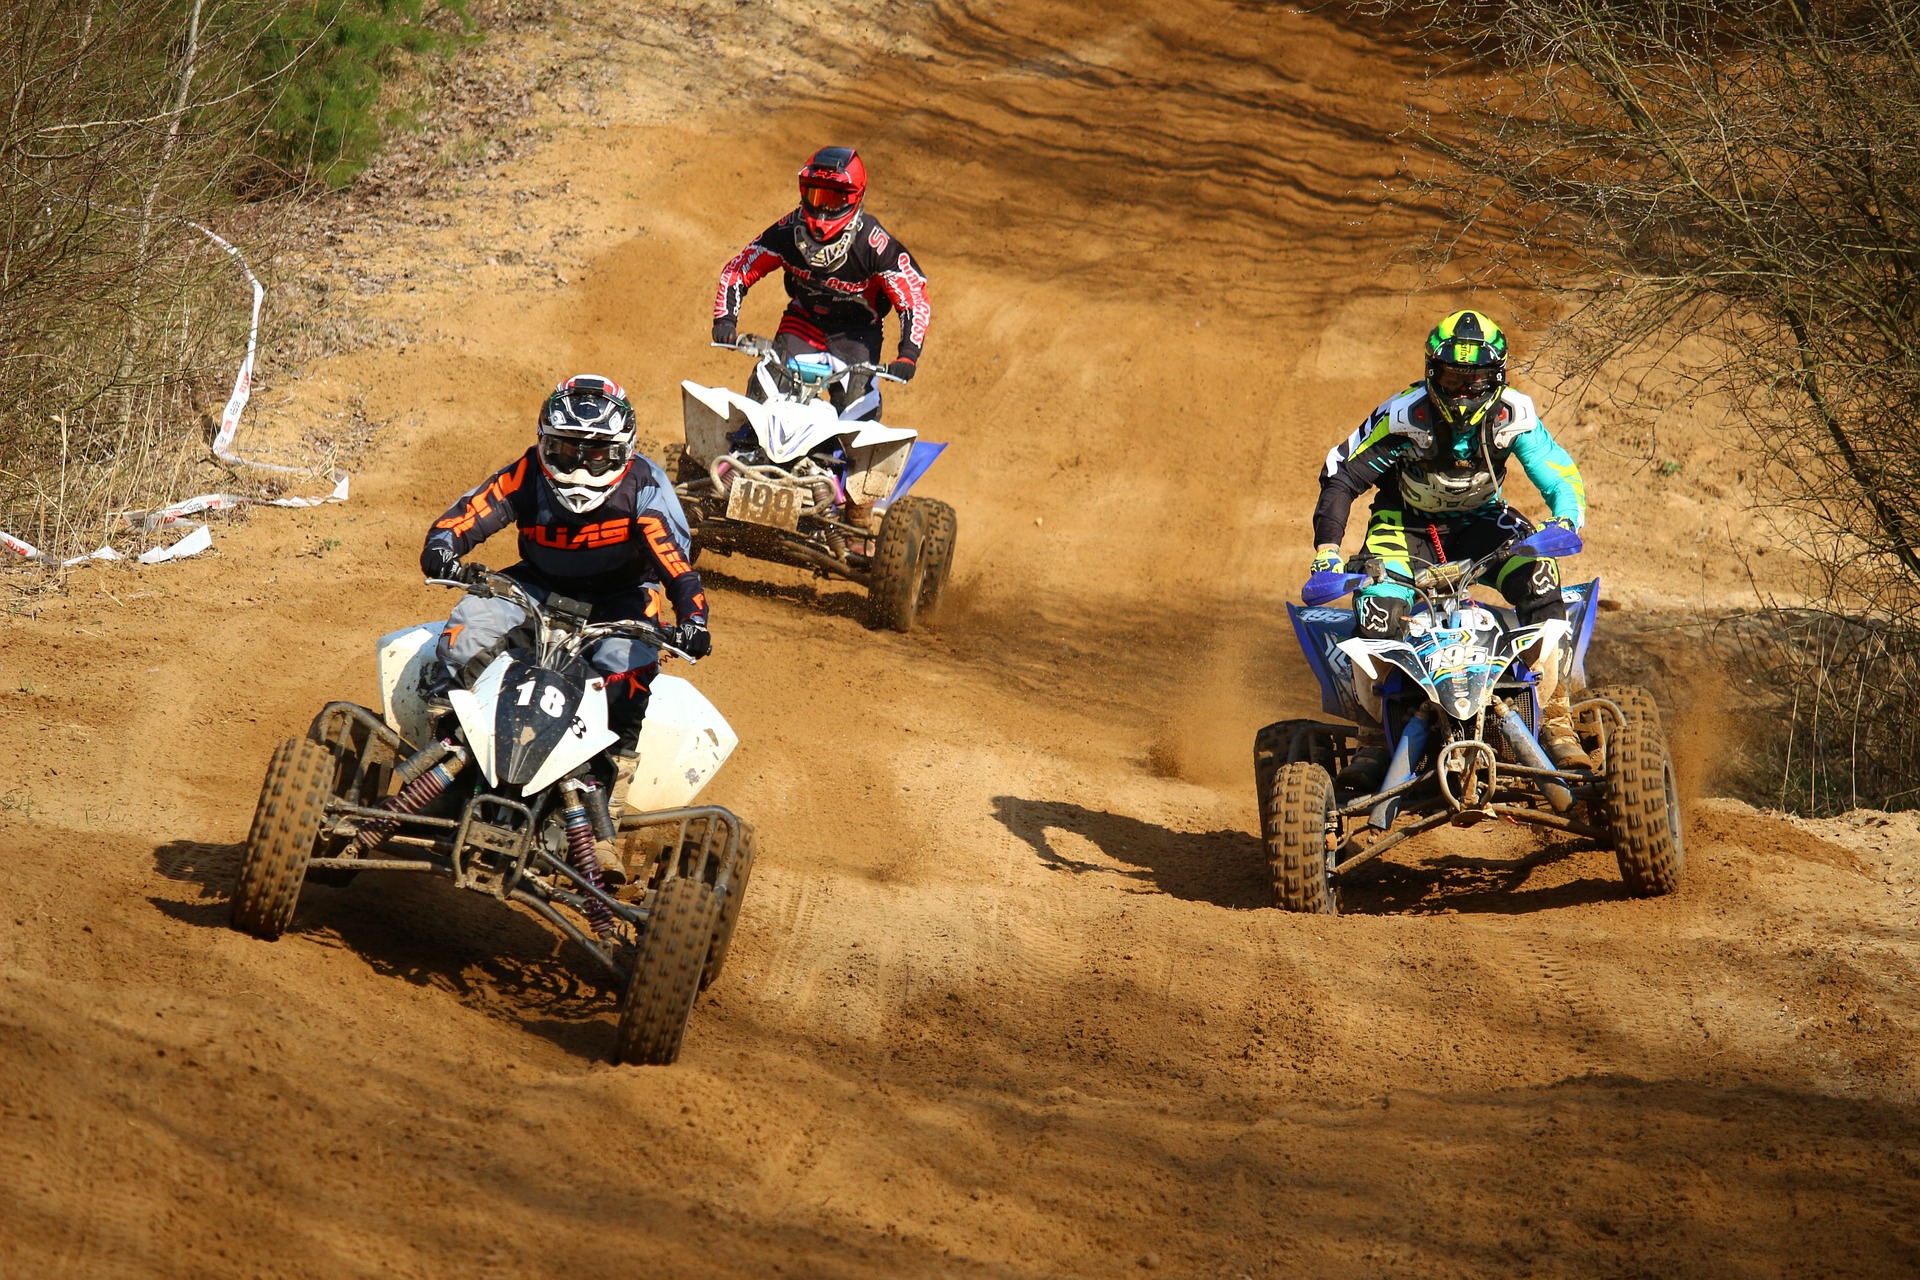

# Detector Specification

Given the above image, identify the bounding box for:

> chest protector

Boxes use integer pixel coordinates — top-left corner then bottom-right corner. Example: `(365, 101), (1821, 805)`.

(1383, 388), (1541, 515)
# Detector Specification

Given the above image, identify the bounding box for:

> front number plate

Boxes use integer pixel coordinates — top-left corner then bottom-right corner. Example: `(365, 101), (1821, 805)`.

(726, 476), (805, 531)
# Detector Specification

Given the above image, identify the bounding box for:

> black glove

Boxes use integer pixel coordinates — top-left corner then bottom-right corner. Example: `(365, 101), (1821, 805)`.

(712, 319), (737, 347)
(422, 543), (462, 582)
(672, 618), (712, 659)
(886, 357), (917, 383)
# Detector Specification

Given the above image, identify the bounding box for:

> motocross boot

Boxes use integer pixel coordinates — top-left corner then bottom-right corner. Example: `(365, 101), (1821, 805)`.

(1533, 639), (1594, 771)
(1337, 730), (1392, 792)
(591, 750), (640, 886)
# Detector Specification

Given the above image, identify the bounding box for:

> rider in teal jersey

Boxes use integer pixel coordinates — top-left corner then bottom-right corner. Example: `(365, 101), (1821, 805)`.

(1311, 310), (1590, 790)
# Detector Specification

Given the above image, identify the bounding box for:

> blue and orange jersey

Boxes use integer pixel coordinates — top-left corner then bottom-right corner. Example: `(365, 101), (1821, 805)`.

(422, 447), (707, 623)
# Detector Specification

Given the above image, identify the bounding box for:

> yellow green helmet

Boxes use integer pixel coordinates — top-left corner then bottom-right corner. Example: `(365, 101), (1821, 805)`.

(1424, 310), (1508, 432)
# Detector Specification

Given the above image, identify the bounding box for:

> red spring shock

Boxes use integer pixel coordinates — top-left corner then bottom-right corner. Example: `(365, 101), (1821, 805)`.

(352, 754), (461, 853)
(562, 790), (614, 936)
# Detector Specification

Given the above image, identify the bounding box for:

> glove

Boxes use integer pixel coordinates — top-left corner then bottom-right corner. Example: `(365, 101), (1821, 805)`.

(422, 543), (463, 582)
(1310, 544), (1345, 574)
(672, 618), (712, 659)
(1542, 516), (1578, 534)
(712, 318), (737, 346)
(886, 357), (917, 383)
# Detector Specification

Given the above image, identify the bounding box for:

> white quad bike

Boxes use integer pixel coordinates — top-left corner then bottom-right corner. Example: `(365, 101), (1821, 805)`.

(670, 335), (956, 631)
(227, 571), (754, 1066)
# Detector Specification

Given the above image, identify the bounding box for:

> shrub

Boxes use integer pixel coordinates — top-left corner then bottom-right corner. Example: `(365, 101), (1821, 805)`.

(250, 0), (475, 189)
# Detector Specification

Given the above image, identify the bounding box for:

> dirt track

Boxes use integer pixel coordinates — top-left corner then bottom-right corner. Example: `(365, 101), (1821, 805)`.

(4, 2), (1919, 1276)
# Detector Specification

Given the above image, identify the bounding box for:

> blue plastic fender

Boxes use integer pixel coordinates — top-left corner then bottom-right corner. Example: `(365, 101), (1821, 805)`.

(876, 441), (947, 512)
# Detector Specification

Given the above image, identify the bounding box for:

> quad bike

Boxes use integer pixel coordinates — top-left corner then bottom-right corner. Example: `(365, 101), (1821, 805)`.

(227, 571), (755, 1065)
(1256, 525), (1683, 914)
(669, 335), (956, 631)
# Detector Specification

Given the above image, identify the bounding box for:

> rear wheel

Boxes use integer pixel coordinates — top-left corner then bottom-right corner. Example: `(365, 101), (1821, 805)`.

(1580, 683), (1664, 740)
(230, 737), (331, 938)
(1596, 684), (1685, 896)
(700, 833), (756, 991)
(868, 496), (956, 631)
(614, 877), (719, 1065)
(1262, 761), (1340, 914)
(1253, 719), (1340, 806)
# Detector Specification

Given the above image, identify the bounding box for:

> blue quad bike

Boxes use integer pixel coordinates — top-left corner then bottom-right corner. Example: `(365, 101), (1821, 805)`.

(1255, 526), (1683, 913)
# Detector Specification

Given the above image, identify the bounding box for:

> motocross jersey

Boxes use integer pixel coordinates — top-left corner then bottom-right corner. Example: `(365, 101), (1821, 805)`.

(422, 448), (708, 623)
(712, 211), (931, 362)
(1312, 384), (1586, 546)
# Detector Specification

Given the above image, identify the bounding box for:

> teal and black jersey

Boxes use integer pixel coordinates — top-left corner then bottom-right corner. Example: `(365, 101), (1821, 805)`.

(1312, 383), (1586, 546)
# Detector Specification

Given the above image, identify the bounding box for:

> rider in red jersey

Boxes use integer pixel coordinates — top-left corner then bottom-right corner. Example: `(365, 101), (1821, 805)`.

(711, 146), (931, 420)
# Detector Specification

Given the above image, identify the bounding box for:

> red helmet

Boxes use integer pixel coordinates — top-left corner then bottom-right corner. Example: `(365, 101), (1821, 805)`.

(797, 146), (866, 241)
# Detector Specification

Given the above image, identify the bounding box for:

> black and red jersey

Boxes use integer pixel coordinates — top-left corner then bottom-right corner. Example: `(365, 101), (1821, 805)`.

(713, 211), (931, 362)
(421, 448), (707, 623)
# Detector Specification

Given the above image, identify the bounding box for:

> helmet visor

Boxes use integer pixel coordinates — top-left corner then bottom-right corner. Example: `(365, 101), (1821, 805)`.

(1434, 364), (1499, 402)
(542, 434), (629, 477)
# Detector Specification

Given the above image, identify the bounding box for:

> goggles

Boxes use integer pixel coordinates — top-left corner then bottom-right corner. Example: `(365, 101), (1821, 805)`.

(800, 184), (855, 216)
(542, 434), (629, 477)
(1434, 365), (1498, 399)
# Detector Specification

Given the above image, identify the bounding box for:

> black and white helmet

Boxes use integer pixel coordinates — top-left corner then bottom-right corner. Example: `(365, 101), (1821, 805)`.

(536, 374), (636, 513)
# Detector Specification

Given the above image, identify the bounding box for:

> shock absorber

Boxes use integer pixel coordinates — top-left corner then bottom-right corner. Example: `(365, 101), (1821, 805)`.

(351, 740), (468, 853)
(560, 779), (615, 936)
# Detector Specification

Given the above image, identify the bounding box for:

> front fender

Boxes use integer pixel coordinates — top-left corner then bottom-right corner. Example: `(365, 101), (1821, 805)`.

(1337, 637), (1438, 702)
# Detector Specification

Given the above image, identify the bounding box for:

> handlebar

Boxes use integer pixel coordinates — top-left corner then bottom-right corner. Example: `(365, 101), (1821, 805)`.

(427, 571), (694, 662)
(1299, 525), (1583, 608)
(711, 335), (906, 383)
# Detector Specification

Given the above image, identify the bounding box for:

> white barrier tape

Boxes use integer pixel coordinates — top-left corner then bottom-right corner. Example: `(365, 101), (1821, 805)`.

(1, 219), (349, 567)
(124, 470), (350, 531)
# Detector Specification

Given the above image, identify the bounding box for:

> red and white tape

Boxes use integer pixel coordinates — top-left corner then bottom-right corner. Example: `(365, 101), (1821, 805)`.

(2, 221), (348, 568)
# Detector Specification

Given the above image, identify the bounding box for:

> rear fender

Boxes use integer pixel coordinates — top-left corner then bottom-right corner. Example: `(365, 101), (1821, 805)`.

(1286, 603), (1359, 720)
(876, 441), (947, 512)
(1563, 577), (1601, 685)
(621, 674), (740, 810)
(680, 381), (748, 466)
(376, 620), (448, 743)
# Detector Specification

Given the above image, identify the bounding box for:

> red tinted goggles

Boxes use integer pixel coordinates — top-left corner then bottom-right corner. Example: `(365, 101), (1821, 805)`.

(800, 184), (854, 215)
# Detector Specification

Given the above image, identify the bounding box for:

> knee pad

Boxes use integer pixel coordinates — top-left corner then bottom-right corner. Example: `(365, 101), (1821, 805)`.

(1356, 593), (1408, 640)
(1509, 557), (1568, 626)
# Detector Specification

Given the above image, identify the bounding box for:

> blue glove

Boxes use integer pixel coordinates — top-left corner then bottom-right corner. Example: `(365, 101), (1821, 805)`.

(1310, 545), (1345, 574)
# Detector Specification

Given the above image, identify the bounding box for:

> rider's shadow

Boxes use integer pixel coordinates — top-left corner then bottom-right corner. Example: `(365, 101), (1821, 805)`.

(149, 838), (616, 1058)
(991, 796), (1269, 910)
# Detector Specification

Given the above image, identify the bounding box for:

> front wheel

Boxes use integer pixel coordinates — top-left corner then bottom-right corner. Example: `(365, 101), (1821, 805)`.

(614, 877), (719, 1065)
(868, 496), (957, 632)
(1262, 761), (1340, 914)
(230, 737), (332, 938)
(1596, 684), (1685, 896)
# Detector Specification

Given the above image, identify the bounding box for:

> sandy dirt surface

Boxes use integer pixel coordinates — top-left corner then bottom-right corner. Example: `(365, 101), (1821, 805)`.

(4, 2), (1919, 1276)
